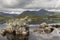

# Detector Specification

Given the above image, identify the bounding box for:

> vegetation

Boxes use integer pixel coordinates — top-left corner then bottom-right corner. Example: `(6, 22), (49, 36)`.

(0, 13), (60, 23)
(0, 15), (13, 22)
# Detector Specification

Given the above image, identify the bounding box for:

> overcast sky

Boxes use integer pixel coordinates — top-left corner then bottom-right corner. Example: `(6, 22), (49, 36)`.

(0, 0), (60, 13)
(0, 0), (60, 9)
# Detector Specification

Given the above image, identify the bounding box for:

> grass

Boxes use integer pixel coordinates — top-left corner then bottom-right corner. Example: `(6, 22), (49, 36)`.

(0, 13), (60, 23)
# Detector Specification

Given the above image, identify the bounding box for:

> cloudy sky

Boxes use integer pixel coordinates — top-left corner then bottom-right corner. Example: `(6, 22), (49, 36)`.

(0, 0), (60, 13)
(0, 0), (60, 9)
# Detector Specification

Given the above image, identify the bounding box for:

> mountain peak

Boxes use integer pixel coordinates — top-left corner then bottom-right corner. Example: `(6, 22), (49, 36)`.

(20, 9), (52, 16)
(39, 9), (48, 12)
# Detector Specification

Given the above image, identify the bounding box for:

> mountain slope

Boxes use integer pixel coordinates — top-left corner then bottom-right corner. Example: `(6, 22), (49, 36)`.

(0, 12), (18, 17)
(20, 9), (54, 16)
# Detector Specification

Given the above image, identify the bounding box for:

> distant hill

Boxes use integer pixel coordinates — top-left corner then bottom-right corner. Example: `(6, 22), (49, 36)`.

(0, 11), (18, 23)
(16, 9), (60, 24)
(20, 9), (54, 16)
(0, 12), (18, 17)
(0, 9), (60, 24)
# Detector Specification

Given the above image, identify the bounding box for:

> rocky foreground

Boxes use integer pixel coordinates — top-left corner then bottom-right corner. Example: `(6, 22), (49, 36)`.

(0, 24), (60, 40)
(0, 16), (60, 40)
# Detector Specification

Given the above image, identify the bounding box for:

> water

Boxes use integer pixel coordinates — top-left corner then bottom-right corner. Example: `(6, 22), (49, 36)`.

(30, 19), (60, 24)
(0, 24), (7, 40)
(0, 23), (60, 40)
(29, 25), (60, 40)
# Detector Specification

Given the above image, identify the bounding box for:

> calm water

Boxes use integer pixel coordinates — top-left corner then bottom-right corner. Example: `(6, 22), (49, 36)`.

(0, 24), (60, 40)
(31, 19), (60, 24)
(0, 19), (60, 40)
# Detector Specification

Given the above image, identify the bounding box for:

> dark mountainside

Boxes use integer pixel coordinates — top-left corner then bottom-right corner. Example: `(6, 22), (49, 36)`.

(0, 12), (18, 17)
(0, 9), (60, 24)
(20, 9), (54, 16)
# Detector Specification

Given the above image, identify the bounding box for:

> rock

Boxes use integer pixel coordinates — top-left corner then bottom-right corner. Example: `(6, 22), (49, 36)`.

(1, 16), (31, 40)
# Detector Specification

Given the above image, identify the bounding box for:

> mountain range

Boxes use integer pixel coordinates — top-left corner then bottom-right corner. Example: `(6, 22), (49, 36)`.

(20, 9), (55, 16)
(0, 9), (60, 17)
(0, 9), (60, 24)
(0, 12), (18, 17)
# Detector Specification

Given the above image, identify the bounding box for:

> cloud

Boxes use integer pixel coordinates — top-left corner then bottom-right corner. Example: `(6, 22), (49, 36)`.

(0, 0), (60, 9)
(0, 0), (32, 8)
(0, 0), (60, 14)
(25, 0), (58, 9)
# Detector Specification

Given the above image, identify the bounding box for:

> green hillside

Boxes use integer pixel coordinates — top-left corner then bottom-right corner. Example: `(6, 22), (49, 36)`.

(1, 12), (60, 23)
(0, 15), (13, 22)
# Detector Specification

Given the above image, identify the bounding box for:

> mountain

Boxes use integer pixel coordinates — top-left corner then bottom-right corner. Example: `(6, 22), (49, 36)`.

(20, 9), (54, 16)
(0, 9), (55, 17)
(0, 12), (18, 17)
